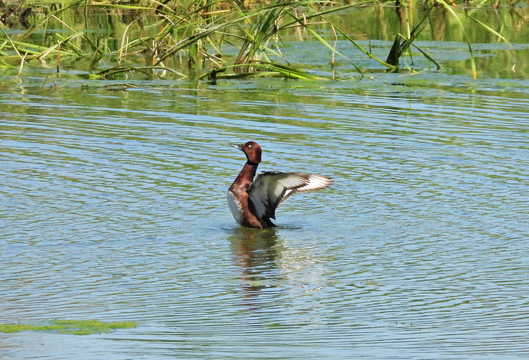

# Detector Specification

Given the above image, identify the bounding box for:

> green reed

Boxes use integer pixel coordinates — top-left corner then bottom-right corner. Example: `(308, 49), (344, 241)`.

(0, 0), (513, 80)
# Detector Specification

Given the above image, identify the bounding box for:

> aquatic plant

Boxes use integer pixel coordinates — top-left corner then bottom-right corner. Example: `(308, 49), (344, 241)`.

(0, 319), (137, 335)
(0, 0), (515, 79)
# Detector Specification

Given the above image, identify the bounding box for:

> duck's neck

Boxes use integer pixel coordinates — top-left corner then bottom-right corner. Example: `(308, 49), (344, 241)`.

(233, 161), (259, 190)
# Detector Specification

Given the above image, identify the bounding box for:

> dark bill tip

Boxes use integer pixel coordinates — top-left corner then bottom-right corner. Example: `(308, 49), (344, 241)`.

(230, 143), (243, 150)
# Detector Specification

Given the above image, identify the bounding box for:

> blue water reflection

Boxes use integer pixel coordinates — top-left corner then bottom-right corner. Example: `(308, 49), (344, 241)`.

(1, 73), (528, 359)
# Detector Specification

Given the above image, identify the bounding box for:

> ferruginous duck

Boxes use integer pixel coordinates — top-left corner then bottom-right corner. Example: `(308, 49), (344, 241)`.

(227, 141), (332, 228)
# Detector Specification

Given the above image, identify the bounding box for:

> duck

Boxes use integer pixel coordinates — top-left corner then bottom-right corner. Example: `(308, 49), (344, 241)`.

(227, 141), (332, 228)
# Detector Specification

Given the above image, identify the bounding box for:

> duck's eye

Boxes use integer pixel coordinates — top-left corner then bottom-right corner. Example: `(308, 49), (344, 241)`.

(248, 144), (252, 148)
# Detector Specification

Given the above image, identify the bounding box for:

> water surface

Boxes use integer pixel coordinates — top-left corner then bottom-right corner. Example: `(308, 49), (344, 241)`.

(1, 17), (529, 359)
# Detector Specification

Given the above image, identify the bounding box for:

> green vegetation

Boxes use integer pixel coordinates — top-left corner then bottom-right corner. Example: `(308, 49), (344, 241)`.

(0, 319), (137, 335)
(0, 0), (519, 80)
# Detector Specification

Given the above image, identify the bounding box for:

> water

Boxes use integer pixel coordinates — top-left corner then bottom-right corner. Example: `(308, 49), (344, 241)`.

(2, 30), (529, 360)
(1, 75), (528, 359)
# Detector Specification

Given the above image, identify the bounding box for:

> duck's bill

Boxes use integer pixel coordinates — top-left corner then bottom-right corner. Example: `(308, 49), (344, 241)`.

(230, 143), (243, 150)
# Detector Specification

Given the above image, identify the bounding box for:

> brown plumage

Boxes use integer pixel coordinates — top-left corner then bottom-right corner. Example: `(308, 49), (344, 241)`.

(227, 141), (332, 229)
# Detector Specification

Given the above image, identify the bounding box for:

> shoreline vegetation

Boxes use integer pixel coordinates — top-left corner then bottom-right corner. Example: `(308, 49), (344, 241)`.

(0, 0), (523, 81)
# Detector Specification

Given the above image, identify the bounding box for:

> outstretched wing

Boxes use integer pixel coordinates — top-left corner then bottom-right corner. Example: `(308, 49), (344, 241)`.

(247, 171), (332, 222)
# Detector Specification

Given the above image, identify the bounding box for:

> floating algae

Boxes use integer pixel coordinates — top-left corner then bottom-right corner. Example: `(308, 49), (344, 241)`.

(0, 319), (137, 335)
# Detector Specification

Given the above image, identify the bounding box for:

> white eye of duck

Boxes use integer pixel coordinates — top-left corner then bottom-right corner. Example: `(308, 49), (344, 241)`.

(248, 144), (252, 148)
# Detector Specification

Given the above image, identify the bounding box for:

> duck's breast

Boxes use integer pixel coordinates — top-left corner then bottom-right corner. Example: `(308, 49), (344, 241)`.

(227, 190), (244, 225)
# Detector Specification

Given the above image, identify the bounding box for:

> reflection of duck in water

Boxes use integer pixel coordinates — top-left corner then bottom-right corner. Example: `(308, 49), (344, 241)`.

(229, 227), (278, 296)
(227, 141), (332, 229)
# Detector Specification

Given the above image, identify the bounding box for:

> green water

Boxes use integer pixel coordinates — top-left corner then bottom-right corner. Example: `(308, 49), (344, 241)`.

(1, 4), (529, 360)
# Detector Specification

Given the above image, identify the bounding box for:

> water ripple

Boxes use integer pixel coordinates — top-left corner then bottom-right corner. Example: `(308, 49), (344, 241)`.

(1, 81), (529, 359)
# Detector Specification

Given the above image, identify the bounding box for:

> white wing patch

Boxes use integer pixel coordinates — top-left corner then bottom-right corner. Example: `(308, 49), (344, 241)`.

(296, 174), (333, 192)
(248, 172), (332, 221)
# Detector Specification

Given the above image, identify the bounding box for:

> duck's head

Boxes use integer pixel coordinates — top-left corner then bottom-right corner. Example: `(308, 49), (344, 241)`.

(231, 141), (262, 164)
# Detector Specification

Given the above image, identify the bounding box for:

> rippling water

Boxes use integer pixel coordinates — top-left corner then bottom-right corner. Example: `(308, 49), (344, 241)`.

(1, 75), (528, 359)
